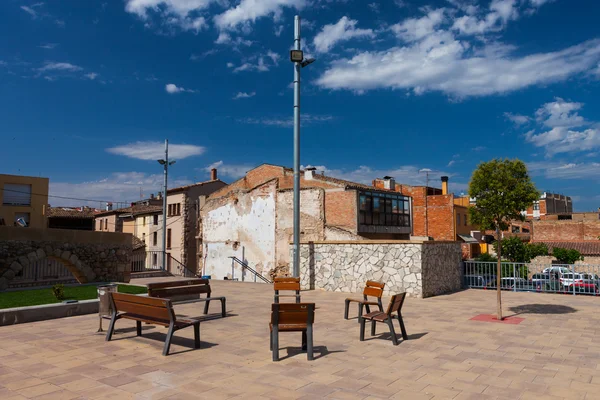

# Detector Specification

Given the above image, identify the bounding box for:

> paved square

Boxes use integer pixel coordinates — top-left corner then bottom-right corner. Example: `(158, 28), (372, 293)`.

(1, 281), (600, 399)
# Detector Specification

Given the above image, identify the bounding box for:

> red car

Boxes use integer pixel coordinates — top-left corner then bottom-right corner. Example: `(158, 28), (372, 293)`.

(568, 283), (599, 295)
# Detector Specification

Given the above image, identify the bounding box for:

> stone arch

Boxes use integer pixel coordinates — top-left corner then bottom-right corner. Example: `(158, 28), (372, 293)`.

(1, 246), (96, 290)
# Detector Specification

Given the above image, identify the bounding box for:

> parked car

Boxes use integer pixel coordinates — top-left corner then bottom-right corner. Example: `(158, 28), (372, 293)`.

(559, 273), (590, 288)
(568, 282), (599, 295)
(542, 266), (570, 277)
(464, 275), (497, 288)
(531, 273), (553, 286)
(500, 277), (534, 291)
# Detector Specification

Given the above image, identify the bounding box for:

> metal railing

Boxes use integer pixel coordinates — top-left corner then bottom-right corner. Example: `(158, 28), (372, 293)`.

(11, 257), (77, 287)
(131, 250), (165, 272)
(229, 256), (272, 283)
(464, 261), (600, 296)
(168, 255), (199, 278)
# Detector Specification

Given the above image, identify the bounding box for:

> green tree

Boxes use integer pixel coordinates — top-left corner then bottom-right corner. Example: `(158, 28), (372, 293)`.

(469, 159), (539, 320)
(493, 237), (529, 262)
(553, 247), (584, 264)
(526, 242), (549, 260)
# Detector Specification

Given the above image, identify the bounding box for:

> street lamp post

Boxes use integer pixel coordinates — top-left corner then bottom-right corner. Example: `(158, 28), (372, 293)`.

(157, 139), (175, 271)
(290, 15), (316, 278)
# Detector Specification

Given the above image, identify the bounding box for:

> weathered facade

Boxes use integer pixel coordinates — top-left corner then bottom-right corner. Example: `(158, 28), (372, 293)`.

(200, 164), (413, 281)
(297, 240), (462, 298)
(0, 226), (132, 290)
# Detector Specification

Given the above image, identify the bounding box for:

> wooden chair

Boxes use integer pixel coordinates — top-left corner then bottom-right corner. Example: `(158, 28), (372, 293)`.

(106, 292), (200, 356)
(344, 281), (385, 323)
(359, 293), (407, 346)
(270, 303), (315, 361)
(273, 277), (301, 303)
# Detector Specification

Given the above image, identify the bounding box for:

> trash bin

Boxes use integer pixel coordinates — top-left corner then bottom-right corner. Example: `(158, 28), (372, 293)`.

(97, 284), (118, 332)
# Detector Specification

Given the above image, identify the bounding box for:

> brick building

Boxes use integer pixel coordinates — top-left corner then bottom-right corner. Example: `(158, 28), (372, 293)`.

(525, 192), (573, 220)
(199, 164), (413, 280)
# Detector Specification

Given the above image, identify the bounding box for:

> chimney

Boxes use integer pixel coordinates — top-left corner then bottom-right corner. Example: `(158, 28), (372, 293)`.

(106, 202), (113, 211)
(157, 191), (162, 200)
(383, 176), (395, 190)
(150, 193), (154, 199)
(211, 168), (218, 181)
(304, 167), (316, 180)
(441, 176), (449, 195)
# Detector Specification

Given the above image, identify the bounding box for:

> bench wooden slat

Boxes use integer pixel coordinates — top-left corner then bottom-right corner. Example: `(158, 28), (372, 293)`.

(146, 279), (208, 290)
(112, 292), (169, 307)
(273, 282), (300, 291)
(150, 285), (211, 298)
(363, 287), (384, 297)
(112, 299), (172, 322)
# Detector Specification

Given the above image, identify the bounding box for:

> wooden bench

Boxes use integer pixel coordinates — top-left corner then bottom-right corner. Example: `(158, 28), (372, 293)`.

(273, 277), (301, 303)
(270, 303), (315, 361)
(344, 280), (385, 323)
(147, 279), (226, 318)
(106, 292), (200, 356)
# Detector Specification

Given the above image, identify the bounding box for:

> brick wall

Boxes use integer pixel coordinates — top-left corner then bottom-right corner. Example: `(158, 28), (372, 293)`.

(533, 220), (600, 241)
(426, 195), (456, 241)
(324, 190), (357, 231)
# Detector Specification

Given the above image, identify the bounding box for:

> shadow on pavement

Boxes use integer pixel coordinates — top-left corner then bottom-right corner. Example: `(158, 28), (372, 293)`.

(508, 304), (577, 315)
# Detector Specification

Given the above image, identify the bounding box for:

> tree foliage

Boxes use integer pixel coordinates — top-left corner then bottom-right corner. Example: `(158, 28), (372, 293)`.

(468, 159), (539, 231)
(553, 247), (584, 264)
(527, 242), (549, 260)
(491, 238), (549, 263)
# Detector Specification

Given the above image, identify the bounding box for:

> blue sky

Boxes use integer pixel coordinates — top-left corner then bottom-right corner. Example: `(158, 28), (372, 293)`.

(1, 0), (599, 211)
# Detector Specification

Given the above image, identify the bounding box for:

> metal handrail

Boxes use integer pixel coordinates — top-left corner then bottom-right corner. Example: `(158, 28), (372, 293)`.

(228, 256), (272, 283)
(168, 255), (199, 278)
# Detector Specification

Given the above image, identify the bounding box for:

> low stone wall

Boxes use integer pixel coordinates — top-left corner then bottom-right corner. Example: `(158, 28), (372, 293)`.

(297, 240), (462, 298)
(0, 227), (132, 290)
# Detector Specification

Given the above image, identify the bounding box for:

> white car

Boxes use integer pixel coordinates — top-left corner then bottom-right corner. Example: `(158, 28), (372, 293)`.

(542, 266), (570, 277)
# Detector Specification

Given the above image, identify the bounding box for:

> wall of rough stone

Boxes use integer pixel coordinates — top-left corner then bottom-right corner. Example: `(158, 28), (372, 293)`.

(0, 227), (132, 290)
(297, 240), (462, 298)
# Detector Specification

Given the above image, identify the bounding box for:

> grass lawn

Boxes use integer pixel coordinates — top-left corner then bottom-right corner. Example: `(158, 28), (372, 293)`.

(0, 284), (147, 309)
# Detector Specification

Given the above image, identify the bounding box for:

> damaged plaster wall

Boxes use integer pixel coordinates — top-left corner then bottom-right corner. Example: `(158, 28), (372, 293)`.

(275, 188), (325, 271)
(202, 180), (277, 280)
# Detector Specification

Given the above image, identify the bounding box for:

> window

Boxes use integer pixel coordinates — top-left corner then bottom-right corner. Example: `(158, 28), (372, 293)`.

(457, 214), (461, 226)
(152, 253), (157, 266)
(167, 228), (172, 249)
(153, 232), (157, 246)
(153, 215), (158, 225)
(99, 220), (103, 231)
(358, 191), (410, 227)
(143, 216), (146, 227)
(176, 203), (181, 216)
(533, 201), (540, 211)
(464, 214), (467, 226)
(142, 232), (146, 243)
(3, 184), (32, 206)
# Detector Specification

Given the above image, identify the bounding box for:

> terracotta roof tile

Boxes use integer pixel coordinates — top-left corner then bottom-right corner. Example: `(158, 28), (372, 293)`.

(47, 207), (98, 219)
(538, 241), (600, 256)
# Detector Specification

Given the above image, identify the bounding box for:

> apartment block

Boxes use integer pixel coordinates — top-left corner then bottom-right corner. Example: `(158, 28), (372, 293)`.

(0, 174), (49, 229)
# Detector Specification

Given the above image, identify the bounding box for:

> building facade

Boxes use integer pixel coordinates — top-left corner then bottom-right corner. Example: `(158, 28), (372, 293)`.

(525, 192), (573, 220)
(0, 174), (49, 229)
(47, 207), (98, 230)
(200, 164), (413, 281)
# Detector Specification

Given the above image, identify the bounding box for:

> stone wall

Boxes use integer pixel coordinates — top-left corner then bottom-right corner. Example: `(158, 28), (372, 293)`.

(297, 240), (462, 298)
(0, 227), (132, 290)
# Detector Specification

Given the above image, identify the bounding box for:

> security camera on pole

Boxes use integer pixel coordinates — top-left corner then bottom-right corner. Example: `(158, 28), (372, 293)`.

(290, 15), (316, 278)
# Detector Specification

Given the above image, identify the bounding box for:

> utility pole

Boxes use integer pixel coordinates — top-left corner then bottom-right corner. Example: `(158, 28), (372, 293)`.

(292, 15), (301, 278)
(157, 140), (175, 271)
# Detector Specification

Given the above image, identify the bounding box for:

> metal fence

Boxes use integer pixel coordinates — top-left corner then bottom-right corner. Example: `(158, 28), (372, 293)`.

(464, 261), (600, 296)
(131, 251), (164, 272)
(11, 257), (77, 287)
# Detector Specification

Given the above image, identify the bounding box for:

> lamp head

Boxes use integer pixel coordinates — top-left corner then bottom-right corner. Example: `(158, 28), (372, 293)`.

(301, 58), (316, 68)
(157, 159), (166, 165)
(290, 50), (304, 63)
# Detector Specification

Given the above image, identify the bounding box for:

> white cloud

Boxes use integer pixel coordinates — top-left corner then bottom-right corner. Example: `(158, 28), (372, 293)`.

(471, 146), (486, 152)
(232, 57), (270, 73)
(239, 114), (334, 127)
(49, 172), (192, 208)
(522, 98), (599, 157)
(528, 161), (600, 181)
(39, 43), (58, 49)
(534, 97), (586, 128)
(85, 72), (98, 80)
(267, 50), (280, 65)
(124, 0), (212, 32)
(504, 112), (531, 125)
(233, 91), (256, 99)
(313, 16), (375, 53)
(447, 160), (456, 167)
(203, 161), (250, 179)
(165, 83), (195, 93)
(214, 0), (305, 31)
(529, 0), (554, 7)
(391, 8), (446, 42)
(368, 3), (380, 13)
(38, 62), (82, 72)
(452, 0), (518, 35)
(21, 3), (43, 18)
(226, 62), (235, 68)
(214, 32), (253, 46)
(316, 38), (600, 98)
(106, 141), (205, 160)
(274, 25), (284, 36)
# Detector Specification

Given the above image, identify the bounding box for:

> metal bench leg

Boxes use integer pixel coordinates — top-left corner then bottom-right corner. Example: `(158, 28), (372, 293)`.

(387, 319), (399, 346)
(163, 323), (175, 356)
(359, 318), (366, 341)
(365, 304), (371, 314)
(357, 303), (363, 324)
(269, 329), (273, 351)
(221, 299), (226, 318)
(377, 298), (384, 312)
(306, 325), (314, 361)
(105, 313), (117, 341)
(193, 323), (200, 349)
(272, 327), (279, 361)
(136, 321), (142, 336)
(371, 320), (376, 336)
(344, 299), (350, 320)
(397, 313), (408, 340)
(302, 330), (307, 351)
(203, 300), (210, 315)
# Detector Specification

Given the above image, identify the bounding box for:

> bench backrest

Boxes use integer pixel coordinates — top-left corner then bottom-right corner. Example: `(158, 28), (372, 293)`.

(271, 303), (315, 326)
(110, 292), (174, 325)
(146, 279), (209, 290)
(385, 293), (406, 316)
(147, 279), (211, 298)
(273, 277), (300, 292)
(363, 280), (385, 298)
